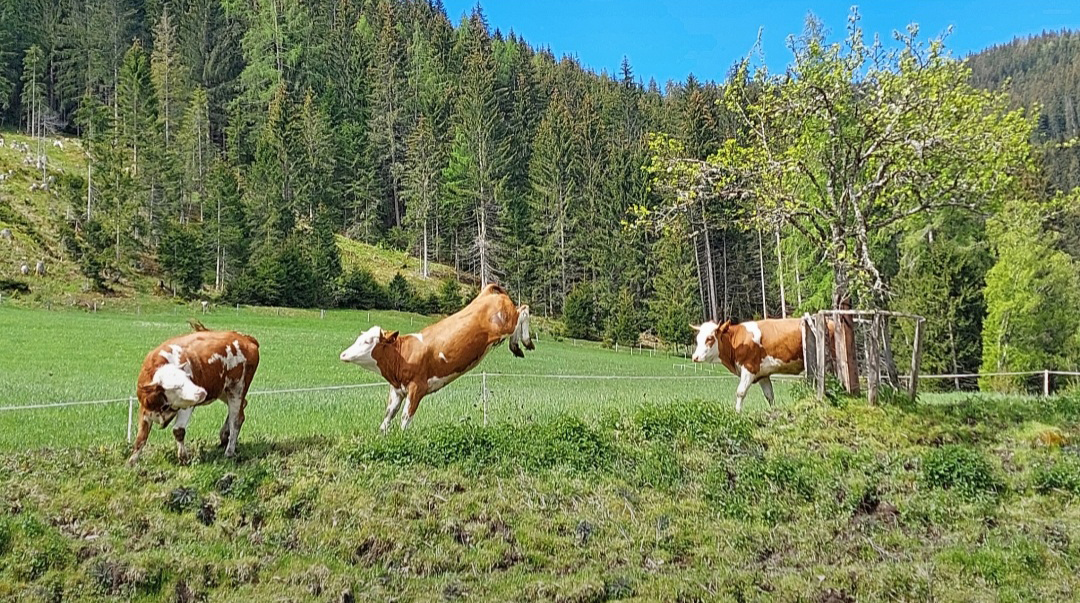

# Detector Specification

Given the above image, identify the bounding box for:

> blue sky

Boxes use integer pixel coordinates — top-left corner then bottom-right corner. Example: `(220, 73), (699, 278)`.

(442, 1), (1080, 85)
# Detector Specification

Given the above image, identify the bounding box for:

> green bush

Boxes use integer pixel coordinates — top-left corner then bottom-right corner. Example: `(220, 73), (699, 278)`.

(921, 445), (1002, 498)
(1033, 457), (1080, 495)
(335, 269), (388, 310)
(348, 415), (613, 473)
(563, 283), (599, 340)
(633, 399), (754, 450)
(631, 442), (683, 491)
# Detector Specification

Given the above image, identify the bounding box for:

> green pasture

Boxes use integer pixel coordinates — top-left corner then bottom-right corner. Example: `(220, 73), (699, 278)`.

(0, 305), (790, 452)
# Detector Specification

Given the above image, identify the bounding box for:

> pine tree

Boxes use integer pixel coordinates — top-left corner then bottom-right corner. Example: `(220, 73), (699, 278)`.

(21, 45), (46, 139)
(292, 88), (336, 221)
(649, 220), (699, 346)
(529, 89), (575, 311)
(443, 13), (507, 286)
(366, 0), (408, 228)
(151, 6), (190, 151)
(403, 115), (440, 278)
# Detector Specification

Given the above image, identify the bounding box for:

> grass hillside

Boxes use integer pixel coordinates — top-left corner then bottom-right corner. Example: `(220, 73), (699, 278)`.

(0, 128), (464, 305)
(2, 305), (1080, 600)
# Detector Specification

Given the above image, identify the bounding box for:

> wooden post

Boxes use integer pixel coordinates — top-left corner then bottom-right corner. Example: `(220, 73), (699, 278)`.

(880, 316), (900, 387)
(1044, 370), (1050, 397)
(834, 311), (860, 395)
(801, 314), (817, 387)
(481, 372), (489, 427)
(866, 313), (881, 405)
(909, 318), (925, 401)
(814, 314), (827, 402)
(126, 396), (134, 443)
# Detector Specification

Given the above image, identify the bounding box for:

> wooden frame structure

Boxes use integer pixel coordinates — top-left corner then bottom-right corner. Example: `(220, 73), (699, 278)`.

(801, 310), (926, 404)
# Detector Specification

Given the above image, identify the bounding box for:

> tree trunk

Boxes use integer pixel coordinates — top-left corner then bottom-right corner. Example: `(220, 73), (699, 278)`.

(757, 228), (768, 319)
(831, 267), (860, 395)
(775, 227), (787, 318)
(699, 199), (718, 320)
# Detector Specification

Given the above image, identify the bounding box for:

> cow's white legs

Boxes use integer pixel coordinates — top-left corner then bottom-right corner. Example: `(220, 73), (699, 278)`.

(223, 397), (242, 457)
(380, 387), (405, 433)
(735, 367), (755, 412)
(172, 407), (194, 462)
(759, 376), (775, 406)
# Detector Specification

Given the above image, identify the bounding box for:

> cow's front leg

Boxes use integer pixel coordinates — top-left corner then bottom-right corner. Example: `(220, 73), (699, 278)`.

(400, 382), (427, 430)
(223, 397), (244, 458)
(172, 407), (194, 463)
(380, 387), (405, 433)
(127, 410), (152, 466)
(759, 376), (775, 406)
(735, 366), (755, 412)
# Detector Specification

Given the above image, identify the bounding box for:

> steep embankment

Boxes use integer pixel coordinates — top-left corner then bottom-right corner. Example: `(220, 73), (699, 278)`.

(1, 396), (1079, 600)
(0, 129), (460, 304)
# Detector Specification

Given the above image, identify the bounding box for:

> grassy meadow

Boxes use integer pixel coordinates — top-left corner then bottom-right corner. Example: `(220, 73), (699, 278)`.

(2, 305), (1080, 601)
(0, 304), (768, 452)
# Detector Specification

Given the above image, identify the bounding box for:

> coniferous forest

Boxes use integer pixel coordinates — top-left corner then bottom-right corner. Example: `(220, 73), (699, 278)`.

(3, 2), (1080, 390)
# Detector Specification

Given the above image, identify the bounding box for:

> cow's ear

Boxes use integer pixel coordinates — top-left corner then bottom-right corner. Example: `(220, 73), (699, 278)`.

(138, 383), (166, 411)
(382, 330), (399, 344)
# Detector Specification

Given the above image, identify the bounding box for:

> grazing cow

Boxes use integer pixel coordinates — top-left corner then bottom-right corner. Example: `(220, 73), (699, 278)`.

(340, 283), (533, 431)
(691, 318), (829, 412)
(128, 321), (260, 464)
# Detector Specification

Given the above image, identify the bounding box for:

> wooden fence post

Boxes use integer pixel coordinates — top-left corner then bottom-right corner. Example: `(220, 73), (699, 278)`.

(481, 372), (489, 427)
(126, 396), (135, 443)
(1044, 370), (1050, 397)
(909, 319), (925, 401)
(866, 313), (881, 405)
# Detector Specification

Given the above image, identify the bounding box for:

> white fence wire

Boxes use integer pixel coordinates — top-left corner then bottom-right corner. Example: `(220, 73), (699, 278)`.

(3, 368), (1080, 444)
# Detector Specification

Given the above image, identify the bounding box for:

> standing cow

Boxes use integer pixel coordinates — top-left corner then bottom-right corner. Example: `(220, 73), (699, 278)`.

(691, 318), (824, 412)
(128, 321), (260, 464)
(340, 283), (533, 431)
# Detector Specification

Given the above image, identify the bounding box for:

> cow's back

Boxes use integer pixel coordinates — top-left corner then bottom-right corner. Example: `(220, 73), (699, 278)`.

(415, 287), (517, 374)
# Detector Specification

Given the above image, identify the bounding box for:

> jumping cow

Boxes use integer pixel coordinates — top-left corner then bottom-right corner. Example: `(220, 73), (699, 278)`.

(691, 318), (826, 412)
(340, 283), (533, 431)
(128, 321), (260, 464)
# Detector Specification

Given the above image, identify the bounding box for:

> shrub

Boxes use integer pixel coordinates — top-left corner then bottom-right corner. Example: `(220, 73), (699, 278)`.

(703, 455), (825, 524)
(335, 269), (388, 310)
(348, 415), (613, 474)
(633, 399), (754, 450)
(563, 283), (599, 340)
(387, 272), (417, 311)
(1033, 457), (1080, 496)
(921, 445), (1002, 498)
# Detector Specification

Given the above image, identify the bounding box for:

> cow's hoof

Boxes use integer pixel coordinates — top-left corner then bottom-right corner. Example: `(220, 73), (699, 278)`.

(224, 448), (237, 459)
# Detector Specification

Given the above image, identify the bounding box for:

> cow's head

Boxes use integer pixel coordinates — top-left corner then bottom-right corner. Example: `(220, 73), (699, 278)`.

(690, 320), (730, 363)
(340, 325), (398, 370)
(144, 364), (208, 413)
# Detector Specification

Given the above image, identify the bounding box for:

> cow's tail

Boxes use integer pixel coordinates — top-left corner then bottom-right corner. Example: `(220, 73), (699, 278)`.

(188, 319), (209, 332)
(509, 304), (534, 357)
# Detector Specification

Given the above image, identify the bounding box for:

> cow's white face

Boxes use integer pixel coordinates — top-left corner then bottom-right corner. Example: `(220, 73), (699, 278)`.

(691, 321), (723, 363)
(341, 325), (397, 371)
(153, 364), (207, 408)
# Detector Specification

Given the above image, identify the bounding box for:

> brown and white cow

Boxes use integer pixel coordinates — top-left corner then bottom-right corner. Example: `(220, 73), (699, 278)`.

(340, 283), (533, 431)
(128, 321), (260, 464)
(691, 318), (816, 412)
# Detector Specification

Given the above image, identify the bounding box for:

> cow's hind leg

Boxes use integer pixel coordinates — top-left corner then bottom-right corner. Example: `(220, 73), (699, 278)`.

(400, 382), (426, 430)
(380, 387), (405, 433)
(759, 376), (775, 406)
(222, 396), (247, 458)
(735, 367), (755, 413)
(127, 410), (152, 465)
(173, 407), (194, 463)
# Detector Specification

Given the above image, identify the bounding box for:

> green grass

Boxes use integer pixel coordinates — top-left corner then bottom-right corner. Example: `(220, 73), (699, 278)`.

(336, 235), (464, 297)
(3, 305), (1080, 601)
(0, 304), (776, 451)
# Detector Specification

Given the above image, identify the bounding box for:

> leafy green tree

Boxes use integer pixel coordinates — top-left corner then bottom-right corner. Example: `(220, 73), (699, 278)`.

(981, 198), (1080, 391)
